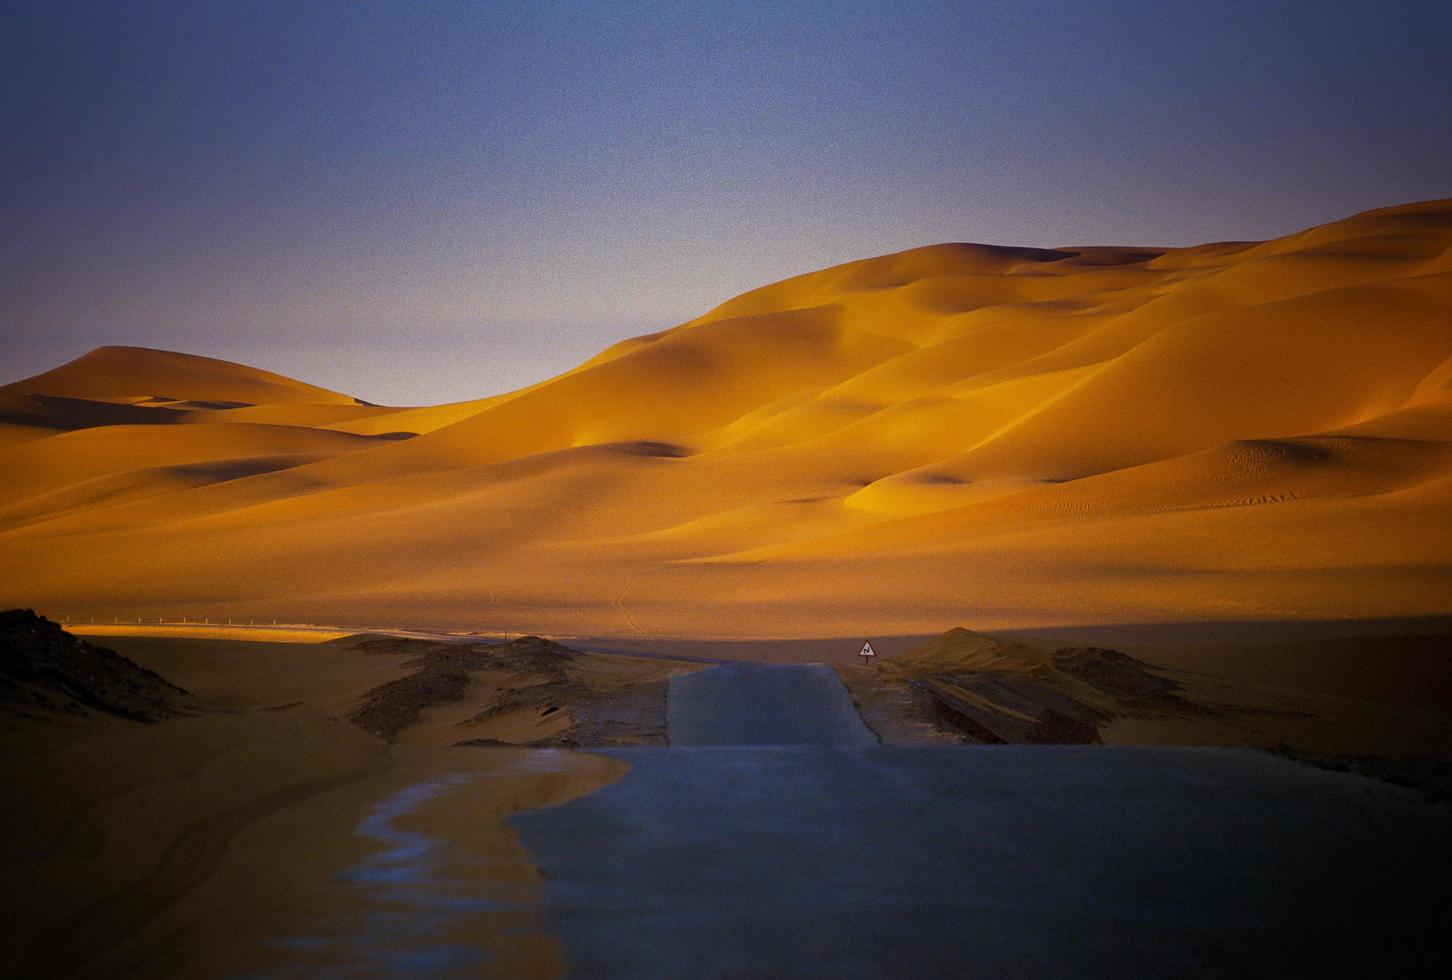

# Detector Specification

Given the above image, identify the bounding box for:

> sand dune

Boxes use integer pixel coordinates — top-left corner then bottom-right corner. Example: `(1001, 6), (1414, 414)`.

(1, 200), (1450, 637)
(3, 345), (359, 408)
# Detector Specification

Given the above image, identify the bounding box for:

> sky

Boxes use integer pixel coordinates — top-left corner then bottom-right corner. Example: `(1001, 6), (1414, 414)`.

(3, 0), (1450, 405)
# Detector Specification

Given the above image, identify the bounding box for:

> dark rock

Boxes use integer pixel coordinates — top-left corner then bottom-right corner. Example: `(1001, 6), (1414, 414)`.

(0, 609), (197, 723)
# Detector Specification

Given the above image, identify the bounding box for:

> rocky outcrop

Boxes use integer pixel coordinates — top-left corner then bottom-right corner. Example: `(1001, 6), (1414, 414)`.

(0, 610), (198, 723)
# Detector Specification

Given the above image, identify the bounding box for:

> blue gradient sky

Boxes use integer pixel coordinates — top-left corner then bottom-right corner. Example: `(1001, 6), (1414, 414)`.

(4, 1), (1450, 405)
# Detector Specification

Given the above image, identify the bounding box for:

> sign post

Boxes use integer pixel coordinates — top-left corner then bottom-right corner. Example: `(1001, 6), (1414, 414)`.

(859, 640), (876, 667)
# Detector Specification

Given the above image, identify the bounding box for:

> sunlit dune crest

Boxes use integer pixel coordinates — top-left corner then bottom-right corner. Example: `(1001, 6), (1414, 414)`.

(2, 199), (1450, 637)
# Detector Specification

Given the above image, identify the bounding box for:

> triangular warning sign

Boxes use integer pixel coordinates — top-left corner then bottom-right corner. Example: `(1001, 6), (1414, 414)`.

(859, 641), (876, 657)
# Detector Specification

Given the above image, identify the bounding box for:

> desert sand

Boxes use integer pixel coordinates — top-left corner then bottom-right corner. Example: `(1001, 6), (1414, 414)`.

(0, 617), (716, 976)
(7, 618), (1446, 976)
(5, 612), (1446, 975)
(1, 199), (1449, 639)
(1, 712), (623, 977)
(837, 626), (1452, 782)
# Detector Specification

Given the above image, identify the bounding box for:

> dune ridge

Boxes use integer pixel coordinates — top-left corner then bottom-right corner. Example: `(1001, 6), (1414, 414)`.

(2, 199), (1450, 637)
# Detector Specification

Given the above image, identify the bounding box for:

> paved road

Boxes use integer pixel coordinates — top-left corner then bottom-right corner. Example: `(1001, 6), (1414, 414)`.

(667, 663), (876, 746)
(512, 664), (1451, 977)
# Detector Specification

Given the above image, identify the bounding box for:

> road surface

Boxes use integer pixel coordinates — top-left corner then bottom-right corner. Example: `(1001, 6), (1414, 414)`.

(512, 662), (1450, 977)
(667, 663), (876, 746)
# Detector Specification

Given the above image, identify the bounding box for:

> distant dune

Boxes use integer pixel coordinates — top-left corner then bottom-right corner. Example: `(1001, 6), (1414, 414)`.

(2, 200), (1450, 638)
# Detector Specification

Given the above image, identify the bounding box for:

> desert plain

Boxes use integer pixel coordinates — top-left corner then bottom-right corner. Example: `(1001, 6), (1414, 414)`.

(3, 199), (1451, 976)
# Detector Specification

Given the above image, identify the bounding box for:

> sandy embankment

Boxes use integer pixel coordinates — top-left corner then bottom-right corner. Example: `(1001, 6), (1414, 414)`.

(835, 626), (1452, 795)
(0, 627), (641, 977)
